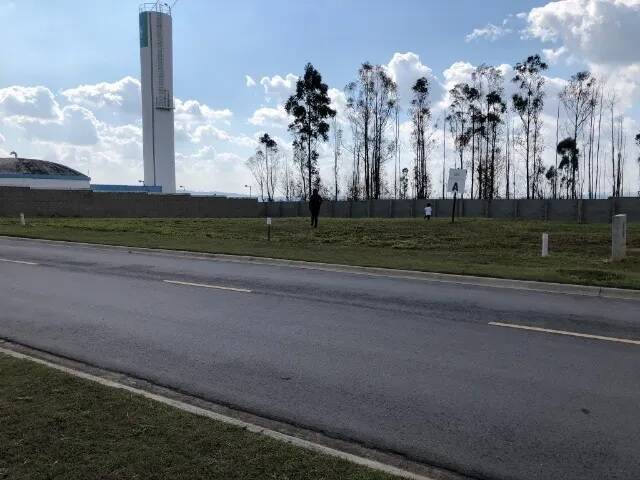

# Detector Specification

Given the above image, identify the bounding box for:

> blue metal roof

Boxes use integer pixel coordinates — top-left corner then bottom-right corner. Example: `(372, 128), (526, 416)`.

(91, 184), (162, 193)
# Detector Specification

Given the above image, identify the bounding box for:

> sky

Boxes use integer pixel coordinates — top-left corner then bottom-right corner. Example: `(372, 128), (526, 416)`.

(1, 0), (639, 196)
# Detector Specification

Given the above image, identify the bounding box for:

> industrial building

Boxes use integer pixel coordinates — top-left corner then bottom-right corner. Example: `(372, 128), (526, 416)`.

(0, 157), (90, 190)
(139, 2), (176, 194)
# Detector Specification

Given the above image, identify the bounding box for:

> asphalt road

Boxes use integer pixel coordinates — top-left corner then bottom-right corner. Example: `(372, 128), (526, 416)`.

(0, 236), (639, 480)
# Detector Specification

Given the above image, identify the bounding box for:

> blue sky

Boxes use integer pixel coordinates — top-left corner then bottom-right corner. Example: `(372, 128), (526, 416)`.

(1, 1), (550, 119)
(1, 0), (639, 194)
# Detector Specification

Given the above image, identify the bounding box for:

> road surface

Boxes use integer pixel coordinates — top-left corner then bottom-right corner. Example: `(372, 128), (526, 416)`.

(0, 236), (638, 480)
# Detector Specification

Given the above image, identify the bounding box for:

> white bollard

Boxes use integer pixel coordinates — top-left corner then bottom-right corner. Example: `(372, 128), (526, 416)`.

(611, 214), (627, 261)
(541, 233), (549, 257)
(20, 213), (25, 226)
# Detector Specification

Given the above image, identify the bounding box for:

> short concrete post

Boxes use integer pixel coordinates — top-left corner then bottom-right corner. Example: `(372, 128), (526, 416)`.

(611, 214), (627, 261)
(541, 233), (549, 257)
(20, 213), (25, 226)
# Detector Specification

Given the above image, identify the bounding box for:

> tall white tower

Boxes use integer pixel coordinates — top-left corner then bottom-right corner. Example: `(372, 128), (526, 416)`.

(139, 3), (176, 193)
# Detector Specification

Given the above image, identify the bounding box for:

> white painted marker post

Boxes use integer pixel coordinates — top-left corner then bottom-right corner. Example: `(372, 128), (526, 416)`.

(20, 213), (25, 226)
(612, 214), (627, 261)
(541, 233), (549, 257)
(266, 217), (272, 241)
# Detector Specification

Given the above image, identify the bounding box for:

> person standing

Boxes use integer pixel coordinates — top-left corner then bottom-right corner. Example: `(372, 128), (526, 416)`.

(309, 188), (323, 228)
(424, 202), (433, 220)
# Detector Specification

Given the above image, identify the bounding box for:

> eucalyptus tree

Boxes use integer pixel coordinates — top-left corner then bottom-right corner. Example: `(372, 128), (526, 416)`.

(285, 63), (336, 200)
(557, 137), (579, 199)
(345, 63), (397, 199)
(410, 77), (432, 199)
(331, 117), (343, 201)
(447, 83), (473, 170)
(473, 65), (504, 199)
(345, 63), (374, 199)
(258, 133), (279, 201)
(559, 71), (596, 198)
(485, 90), (507, 199)
(512, 54), (548, 199)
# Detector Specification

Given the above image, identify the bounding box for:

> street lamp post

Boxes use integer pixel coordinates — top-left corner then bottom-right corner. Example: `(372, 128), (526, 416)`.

(244, 184), (252, 197)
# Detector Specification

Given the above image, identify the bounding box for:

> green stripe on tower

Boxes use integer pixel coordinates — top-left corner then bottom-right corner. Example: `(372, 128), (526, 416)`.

(139, 12), (148, 48)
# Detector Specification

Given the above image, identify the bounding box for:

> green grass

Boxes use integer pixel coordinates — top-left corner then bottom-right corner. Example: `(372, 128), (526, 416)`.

(0, 353), (397, 480)
(0, 217), (639, 289)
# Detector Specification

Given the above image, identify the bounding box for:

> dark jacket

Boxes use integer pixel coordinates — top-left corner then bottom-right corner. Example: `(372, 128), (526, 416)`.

(309, 192), (323, 213)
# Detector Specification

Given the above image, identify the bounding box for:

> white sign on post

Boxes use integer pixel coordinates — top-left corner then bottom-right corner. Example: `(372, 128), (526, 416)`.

(266, 217), (272, 225)
(447, 168), (467, 194)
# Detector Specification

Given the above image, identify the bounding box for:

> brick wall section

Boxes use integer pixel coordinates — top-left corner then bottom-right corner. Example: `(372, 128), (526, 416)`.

(1, 187), (639, 222)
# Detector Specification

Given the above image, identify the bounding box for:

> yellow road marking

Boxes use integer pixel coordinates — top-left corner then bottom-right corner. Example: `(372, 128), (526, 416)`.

(0, 258), (39, 266)
(489, 321), (640, 346)
(163, 279), (252, 293)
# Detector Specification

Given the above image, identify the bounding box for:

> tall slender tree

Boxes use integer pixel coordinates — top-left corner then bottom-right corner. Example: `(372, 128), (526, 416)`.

(285, 63), (336, 200)
(557, 138), (579, 199)
(345, 63), (374, 199)
(512, 54), (548, 199)
(559, 71), (596, 198)
(258, 133), (278, 201)
(485, 90), (507, 199)
(447, 83), (473, 170)
(635, 132), (640, 195)
(331, 117), (343, 201)
(345, 63), (396, 199)
(410, 77), (432, 199)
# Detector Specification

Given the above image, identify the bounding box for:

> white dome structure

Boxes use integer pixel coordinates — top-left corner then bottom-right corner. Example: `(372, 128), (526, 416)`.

(0, 157), (90, 190)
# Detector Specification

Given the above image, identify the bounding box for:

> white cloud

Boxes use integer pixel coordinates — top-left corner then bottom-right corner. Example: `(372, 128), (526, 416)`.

(245, 75), (257, 87)
(523, 0), (640, 114)
(1, 76), (253, 191)
(61, 76), (141, 118)
(259, 73), (298, 102)
(13, 105), (99, 146)
(176, 147), (248, 192)
(328, 87), (348, 124)
(0, 85), (60, 119)
(248, 105), (289, 128)
(191, 124), (234, 143)
(542, 46), (568, 64)
(526, 0), (640, 65)
(465, 23), (512, 42)
(174, 99), (232, 124)
(385, 52), (440, 107)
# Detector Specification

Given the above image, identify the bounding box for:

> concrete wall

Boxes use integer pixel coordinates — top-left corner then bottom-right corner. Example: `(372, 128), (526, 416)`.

(1, 187), (639, 222)
(265, 197), (639, 223)
(0, 187), (258, 218)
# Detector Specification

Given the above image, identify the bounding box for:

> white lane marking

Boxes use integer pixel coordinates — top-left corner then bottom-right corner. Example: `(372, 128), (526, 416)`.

(163, 279), (252, 293)
(489, 322), (640, 346)
(0, 345), (434, 480)
(0, 258), (39, 266)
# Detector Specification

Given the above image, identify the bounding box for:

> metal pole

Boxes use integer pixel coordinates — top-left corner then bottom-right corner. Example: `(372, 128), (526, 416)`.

(451, 191), (457, 224)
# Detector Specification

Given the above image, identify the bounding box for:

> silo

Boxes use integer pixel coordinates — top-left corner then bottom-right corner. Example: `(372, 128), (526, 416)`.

(139, 3), (176, 193)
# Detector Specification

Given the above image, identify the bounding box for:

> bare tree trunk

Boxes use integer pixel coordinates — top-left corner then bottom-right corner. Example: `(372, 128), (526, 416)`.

(611, 99), (616, 197)
(554, 103), (560, 199)
(595, 87), (603, 198)
(442, 110), (446, 199)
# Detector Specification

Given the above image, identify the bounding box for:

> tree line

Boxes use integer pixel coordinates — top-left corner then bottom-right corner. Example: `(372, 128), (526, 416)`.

(247, 57), (640, 202)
